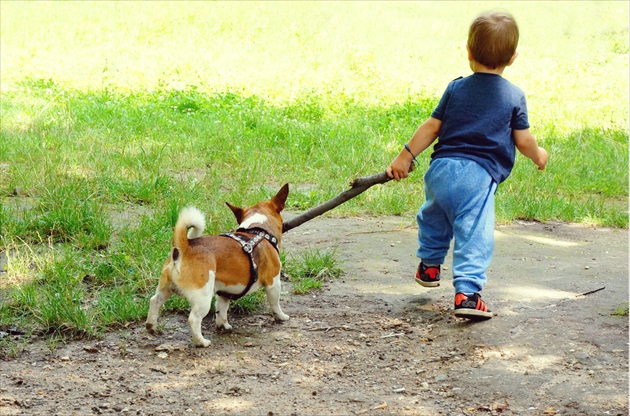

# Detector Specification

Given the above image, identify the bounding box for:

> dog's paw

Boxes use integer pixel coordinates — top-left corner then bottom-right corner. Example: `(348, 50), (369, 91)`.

(146, 322), (159, 335)
(216, 322), (233, 331)
(274, 313), (290, 322)
(194, 338), (211, 348)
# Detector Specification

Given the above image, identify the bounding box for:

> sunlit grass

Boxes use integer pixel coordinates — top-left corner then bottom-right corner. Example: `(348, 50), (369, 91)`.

(1, 2), (627, 128)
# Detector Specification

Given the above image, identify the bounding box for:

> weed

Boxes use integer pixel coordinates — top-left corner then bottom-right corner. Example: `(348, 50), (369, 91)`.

(47, 333), (65, 355)
(612, 304), (629, 317)
(0, 332), (32, 360)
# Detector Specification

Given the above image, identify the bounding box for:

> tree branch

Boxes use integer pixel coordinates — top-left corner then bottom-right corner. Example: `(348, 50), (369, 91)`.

(282, 171), (393, 233)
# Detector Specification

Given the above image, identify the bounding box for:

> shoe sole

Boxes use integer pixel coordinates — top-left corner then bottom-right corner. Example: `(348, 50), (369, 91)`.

(454, 309), (493, 321)
(415, 278), (440, 287)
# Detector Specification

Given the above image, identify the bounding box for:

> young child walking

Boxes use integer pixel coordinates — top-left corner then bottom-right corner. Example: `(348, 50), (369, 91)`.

(386, 10), (548, 320)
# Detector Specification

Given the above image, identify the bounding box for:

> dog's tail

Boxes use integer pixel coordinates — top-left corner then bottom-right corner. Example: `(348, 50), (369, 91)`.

(173, 207), (206, 251)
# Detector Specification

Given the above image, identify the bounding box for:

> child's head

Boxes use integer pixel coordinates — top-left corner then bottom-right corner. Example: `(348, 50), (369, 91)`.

(467, 11), (519, 69)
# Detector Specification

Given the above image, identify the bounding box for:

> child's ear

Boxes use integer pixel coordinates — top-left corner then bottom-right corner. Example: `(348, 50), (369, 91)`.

(507, 51), (518, 66)
(466, 45), (474, 61)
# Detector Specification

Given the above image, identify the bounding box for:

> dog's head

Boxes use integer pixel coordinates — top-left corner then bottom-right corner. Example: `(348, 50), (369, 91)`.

(226, 183), (289, 237)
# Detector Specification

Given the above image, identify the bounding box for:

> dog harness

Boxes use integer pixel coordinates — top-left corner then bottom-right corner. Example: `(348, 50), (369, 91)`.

(217, 227), (279, 300)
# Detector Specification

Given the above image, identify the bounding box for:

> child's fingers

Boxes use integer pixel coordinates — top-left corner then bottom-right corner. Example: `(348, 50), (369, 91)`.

(386, 166), (399, 180)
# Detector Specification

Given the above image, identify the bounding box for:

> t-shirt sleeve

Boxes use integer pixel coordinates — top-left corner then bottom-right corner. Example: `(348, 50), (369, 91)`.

(431, 82), (455, 121)
(511, 93), (530, 130)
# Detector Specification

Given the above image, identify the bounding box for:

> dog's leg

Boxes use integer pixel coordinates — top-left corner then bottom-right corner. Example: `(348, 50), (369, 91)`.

(266, 274), (289, 322)
(187, 271), (215, 348)
(146, 285), (173, 335)
(215, 295), (232, 331)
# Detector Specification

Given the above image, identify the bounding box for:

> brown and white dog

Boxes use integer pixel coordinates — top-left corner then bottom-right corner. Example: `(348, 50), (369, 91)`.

(146, 184), (290, 347)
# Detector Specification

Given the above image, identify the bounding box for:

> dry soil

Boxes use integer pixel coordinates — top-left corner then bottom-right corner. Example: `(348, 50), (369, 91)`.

(1, 216), (628, 416)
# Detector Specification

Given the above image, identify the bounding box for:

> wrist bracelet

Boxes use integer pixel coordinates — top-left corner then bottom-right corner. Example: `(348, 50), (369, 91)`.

(404, 144), (418, 164)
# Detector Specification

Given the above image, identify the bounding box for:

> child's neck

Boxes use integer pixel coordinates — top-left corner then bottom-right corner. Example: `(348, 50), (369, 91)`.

(470, 60), (506, 76)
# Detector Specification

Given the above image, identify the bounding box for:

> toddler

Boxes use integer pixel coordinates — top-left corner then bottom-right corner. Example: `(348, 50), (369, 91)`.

(387, 10), (548, 320)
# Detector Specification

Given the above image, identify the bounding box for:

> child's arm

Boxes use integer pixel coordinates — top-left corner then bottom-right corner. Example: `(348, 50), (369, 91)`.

(387, 117), (441, 180)
(514, 128), (548, 170)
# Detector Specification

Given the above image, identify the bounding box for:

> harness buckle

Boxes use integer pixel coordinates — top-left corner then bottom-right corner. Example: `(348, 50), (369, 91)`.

(242, 242), (254, 253)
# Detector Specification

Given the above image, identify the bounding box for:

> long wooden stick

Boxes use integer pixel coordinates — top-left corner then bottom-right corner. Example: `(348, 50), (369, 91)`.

(282, 171), (393, 233)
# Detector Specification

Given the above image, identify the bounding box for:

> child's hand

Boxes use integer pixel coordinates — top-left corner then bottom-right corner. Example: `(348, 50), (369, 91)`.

(534, 147), (548, 170)
(387, 155), (414, 181)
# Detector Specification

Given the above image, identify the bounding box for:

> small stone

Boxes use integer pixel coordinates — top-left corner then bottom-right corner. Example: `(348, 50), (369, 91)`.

(60, 356), (70, 362)
(154, 344), (174, 352)
(483, 351), (502, 359)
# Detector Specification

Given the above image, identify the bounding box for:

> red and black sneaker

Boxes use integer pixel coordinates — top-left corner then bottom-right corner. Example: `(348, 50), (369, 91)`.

(415, 262), (441, 287)
(454, 292), (493, 321)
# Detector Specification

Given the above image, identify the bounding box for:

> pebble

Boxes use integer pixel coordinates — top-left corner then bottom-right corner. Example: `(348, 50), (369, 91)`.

(483, 351), (502, 359)
(154, 344), (175, 352)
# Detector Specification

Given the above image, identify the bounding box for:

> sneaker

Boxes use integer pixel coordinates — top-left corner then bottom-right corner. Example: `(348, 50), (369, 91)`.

(454, 292), (493, 320)
(415, 262), (441, 287)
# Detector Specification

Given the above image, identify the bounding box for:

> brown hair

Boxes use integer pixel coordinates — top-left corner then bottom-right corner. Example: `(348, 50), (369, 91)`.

(467, 11), (519, 69)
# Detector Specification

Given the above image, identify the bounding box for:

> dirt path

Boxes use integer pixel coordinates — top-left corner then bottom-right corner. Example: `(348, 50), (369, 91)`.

(1, 217), (628, 416)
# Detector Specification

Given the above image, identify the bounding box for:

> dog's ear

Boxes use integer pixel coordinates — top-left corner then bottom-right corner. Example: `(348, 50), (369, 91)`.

(226, 202), (244, 224)
(272, 183), (289, 212)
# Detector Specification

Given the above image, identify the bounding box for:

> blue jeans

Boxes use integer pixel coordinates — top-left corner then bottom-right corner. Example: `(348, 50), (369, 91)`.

(416, 158), (497, 294)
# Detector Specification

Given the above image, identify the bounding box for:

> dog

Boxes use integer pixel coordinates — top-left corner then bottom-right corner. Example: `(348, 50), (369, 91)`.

(146, 184), (290, 347)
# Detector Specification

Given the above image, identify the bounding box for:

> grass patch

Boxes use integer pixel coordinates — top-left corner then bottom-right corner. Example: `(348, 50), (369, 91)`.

(0, 2), (627, 348)
(612, 304), (629, 317)
(284, 248), (343, 295)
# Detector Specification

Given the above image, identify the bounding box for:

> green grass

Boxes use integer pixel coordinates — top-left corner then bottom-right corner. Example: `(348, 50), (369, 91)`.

(612, 304), (629, 317)
(0, 2), (627, 348)
(284, 248), (344, 295)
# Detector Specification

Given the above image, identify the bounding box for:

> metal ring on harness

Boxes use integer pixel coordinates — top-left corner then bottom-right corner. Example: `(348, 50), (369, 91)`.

(242, 242), (254, 254)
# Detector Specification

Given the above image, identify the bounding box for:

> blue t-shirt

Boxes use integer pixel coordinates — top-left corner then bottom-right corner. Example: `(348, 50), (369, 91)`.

(430, 72), (530, 184)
